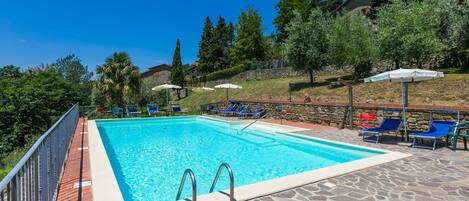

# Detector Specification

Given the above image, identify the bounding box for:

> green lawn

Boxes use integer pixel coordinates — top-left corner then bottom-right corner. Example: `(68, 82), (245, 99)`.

(177, 73), (469, 111)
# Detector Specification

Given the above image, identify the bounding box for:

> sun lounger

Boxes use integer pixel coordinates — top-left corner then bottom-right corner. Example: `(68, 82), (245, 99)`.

(147, 102), (161, 116)
(361, 118), (402, 143)
(126, 105), (141, 117)
(238, 109), (265, 119)
(171, 104), (185, 115)
(219, 104), (238, 116)
(412, 121), (457, 150)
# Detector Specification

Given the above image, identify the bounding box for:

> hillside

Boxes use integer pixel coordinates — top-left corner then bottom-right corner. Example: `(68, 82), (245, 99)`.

(177, 73), (469, 111)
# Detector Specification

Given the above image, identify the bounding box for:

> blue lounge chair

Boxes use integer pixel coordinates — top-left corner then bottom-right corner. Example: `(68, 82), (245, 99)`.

(361, 118), (402, 143)
(218, 104), (235, 113)
(147, 102), (160, 116)
(227, 105), (246, 116)
(412, 121), (457, 150)
(126, 105), (141, 117)
(219, 104), (238, 116)
(171, 104), (185, 115)
(238, 109), (266, 119)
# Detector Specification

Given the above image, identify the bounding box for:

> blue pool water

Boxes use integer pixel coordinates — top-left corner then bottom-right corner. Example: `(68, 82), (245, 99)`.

(96, 116), (383, 201)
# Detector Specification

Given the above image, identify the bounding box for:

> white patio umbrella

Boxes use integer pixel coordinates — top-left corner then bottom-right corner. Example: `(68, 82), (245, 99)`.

(364, 68), (444, 141)
(152, 84), (182, 105)
(214, 83), (242, 101)
(192, 87), (215, 92)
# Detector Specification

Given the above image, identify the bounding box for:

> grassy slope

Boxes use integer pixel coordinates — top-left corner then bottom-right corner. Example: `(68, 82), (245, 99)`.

(177, 73), (469, 111)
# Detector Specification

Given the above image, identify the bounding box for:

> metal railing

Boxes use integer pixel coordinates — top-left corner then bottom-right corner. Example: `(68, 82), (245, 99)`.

(0, 103), (80, 201)
(175, 169), (197, 201)
(209, 163), (234, 201)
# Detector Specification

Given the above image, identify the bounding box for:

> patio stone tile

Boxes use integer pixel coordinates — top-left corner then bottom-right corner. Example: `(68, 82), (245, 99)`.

(248, 123), (469, 201)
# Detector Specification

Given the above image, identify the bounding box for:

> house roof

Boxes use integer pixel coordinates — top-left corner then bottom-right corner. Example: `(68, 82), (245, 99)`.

(141, 64), (171, 78)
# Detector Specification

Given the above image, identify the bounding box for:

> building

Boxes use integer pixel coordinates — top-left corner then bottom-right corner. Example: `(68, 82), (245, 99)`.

(141, 64), (171, 82)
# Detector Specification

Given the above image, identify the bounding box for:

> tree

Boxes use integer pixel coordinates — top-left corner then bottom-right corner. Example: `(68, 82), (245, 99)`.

(377, 0), (445, 69)
(170, 39), (185, 99)
(231, 8), (267, 65)
(285, 9), (330, 85)
(51, 54), (92, 84)
(197, 17), (215, 73)
(435, 0), (469, 68)
(50, 54), (94, 105)
(328, 12), (378, 81)
(0, 69), (81, 162)
(96, 52), (140, 107)
(0, 65), (22, 78)
(227, 22), (236, 47)
(212, 17), (232, 70)
(369, 0), (390, 19)
(139, 77), (168, 107)
(274, 0), (311, 43)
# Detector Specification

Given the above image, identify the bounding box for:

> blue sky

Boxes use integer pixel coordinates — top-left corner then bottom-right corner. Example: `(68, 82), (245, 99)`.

(0, 0), (277, 72)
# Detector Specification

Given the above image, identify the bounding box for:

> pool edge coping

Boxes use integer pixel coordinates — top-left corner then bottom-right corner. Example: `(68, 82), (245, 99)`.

(88, 120), (124, 201)
(88, 116), (411, 201)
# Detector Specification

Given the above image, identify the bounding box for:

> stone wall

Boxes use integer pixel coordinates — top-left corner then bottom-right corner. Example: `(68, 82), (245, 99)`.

(212, 100), (469, 132)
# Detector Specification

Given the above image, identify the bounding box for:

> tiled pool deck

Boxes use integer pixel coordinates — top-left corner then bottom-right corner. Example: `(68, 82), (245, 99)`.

(250, 119), (469, 201)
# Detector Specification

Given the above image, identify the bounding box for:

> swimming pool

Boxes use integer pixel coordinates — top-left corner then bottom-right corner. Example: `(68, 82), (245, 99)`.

(93, 116), (399, 201)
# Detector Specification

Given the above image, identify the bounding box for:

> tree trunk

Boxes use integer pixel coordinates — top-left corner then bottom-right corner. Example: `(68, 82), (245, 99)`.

(394, 59), (400, 69)
(308, 69), (314, 86)
(176, 89), (181, 99)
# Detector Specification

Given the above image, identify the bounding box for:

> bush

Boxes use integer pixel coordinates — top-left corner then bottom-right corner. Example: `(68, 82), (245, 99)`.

(205, 63), (248, 81)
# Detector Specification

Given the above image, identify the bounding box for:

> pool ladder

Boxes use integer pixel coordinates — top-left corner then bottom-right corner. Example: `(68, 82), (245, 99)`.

(175, 163), (235, 201)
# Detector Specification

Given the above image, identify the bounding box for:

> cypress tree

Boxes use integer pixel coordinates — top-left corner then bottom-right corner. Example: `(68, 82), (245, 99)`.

(227, 22), (235, 48)
(197, 17), (215, 74)
(170, 39), (185, 99)
(213, 17), (231, 70)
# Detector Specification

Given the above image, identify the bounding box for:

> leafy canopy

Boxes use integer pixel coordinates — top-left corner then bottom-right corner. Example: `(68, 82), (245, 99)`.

(197, 17), (215, 74)
(96, 52), (141, 106)
(377, 0), (445, 68)
(328, 12), (378, 80)
(0, 68), (81, 160)
(274, 0), (311, 42)
(285, 9), (330, 84)
(51, 54), (93, 84)
(231, 8), (267, 65)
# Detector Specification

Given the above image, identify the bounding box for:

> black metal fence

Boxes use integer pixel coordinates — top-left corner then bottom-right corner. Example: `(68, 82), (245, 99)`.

(0, 104), (79, 201)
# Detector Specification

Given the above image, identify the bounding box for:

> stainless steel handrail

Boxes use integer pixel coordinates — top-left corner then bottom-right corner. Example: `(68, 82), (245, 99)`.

(209, 163), (234, 201)
(175, 169), (197, 201)
(239, 111), (267, 132)
(0, 103), (79, 201)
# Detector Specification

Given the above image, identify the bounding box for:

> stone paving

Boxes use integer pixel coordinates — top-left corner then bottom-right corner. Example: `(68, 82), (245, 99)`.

(249, 127), (469, 201)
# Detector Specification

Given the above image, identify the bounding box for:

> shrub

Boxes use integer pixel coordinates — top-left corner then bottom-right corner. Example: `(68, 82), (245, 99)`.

(205, 63), (248, 81)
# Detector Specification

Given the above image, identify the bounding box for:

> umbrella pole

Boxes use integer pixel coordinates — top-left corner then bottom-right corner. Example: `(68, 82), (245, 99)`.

(226, 88), (229, 101)
(401, 81), (409, 142)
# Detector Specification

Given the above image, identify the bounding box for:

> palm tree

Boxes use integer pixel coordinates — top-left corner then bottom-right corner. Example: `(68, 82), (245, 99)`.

(96, 52), (140, 107)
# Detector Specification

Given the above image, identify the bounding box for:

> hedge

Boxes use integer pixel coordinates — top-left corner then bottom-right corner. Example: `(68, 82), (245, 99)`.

(205, 63), (248, 81)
